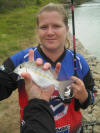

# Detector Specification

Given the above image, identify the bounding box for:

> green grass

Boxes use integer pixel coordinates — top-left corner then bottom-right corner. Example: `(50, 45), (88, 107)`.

(0, 6), (37, 62)
(0, 0), (59, 63)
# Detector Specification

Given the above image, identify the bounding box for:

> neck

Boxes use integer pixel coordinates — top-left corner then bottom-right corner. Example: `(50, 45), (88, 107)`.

(40, 46), (65, 62)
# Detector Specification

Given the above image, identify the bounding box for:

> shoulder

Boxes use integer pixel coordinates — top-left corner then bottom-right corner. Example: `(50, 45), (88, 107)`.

(66, 49), (88, 64)
(76, 52), (89, 71)
(66, 49), (89, 76)
(11, 47), (37, 58)
(10, 47), (37, 67)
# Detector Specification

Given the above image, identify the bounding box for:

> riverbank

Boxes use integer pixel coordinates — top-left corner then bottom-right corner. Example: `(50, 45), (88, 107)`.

(79, 42), (100, 133)
(71, 37), (100, 133)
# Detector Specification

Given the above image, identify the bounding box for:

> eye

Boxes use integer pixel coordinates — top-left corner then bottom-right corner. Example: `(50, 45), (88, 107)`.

(39, 25), (47, 30)
(20, 65), (22, 68)
(53, 25), (61, 29)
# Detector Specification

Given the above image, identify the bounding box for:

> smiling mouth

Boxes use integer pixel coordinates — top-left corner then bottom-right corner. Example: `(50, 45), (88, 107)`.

(46, 39), (56, 41)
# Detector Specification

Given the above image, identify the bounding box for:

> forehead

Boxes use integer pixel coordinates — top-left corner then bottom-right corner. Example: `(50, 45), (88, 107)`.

(38, 11), (64, 25)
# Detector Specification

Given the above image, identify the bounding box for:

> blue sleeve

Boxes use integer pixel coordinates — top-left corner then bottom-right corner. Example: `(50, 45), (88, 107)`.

(77, 53), (90, 77)
(74, 53), (95, 110)
(10, 47), (34, 67)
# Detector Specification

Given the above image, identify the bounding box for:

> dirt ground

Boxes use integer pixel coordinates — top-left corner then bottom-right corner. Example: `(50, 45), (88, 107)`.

(0, 90), (20, 133)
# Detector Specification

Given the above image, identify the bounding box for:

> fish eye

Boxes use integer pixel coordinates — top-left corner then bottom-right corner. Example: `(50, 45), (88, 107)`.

(20, 65), (22, 68)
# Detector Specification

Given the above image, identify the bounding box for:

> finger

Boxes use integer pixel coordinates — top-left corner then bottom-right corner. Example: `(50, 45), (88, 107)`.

(71, 76), (83, 86)
(71, 84), (80, 93)
(35, 58), (43, 66)
(21, 72), (32, 85)
(42, 62), (51, 70)
(53, 62), (61, 78)
(28, 49), (34, 61)
(55, 62), (61, 74)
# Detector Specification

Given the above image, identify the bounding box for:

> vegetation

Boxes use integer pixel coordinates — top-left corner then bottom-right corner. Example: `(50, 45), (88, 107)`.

(0, 0), (60, 13)
(0, 0), (59, 62)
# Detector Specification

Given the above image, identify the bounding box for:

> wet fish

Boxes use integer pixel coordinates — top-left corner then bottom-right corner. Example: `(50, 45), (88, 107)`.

(14, 61), (74, 100)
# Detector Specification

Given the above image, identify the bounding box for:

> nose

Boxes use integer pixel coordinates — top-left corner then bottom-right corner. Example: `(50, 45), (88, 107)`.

(47, 26), (54, 35)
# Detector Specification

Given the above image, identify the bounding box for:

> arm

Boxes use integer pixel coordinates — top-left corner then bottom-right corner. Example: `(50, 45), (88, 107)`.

(75, 69), (95, 110)
(0, 58), (18, 100)
(67, 52), (96, 110)
(73, 53), (96, 110)
(21, 99), (56, 133)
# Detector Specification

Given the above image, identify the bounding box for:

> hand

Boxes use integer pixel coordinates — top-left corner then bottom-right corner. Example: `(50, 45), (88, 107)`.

(21, 72), (54, 102)
(70, 76), (88, 103)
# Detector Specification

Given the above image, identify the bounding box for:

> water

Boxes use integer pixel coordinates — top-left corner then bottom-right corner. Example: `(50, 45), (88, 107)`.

(68, 0), (100, 61)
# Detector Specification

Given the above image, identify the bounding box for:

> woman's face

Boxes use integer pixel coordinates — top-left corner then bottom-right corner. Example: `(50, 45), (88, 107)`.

(38, 11), (68, 52)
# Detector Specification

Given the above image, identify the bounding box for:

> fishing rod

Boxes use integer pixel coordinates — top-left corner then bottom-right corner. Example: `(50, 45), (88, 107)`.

(61, 0), (78, 104)
(62, 0), (77, 76)
(70, 0), (77, 76)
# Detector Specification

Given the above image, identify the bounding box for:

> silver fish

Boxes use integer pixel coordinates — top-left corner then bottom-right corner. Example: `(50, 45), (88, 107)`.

(14, 61), (74, 100)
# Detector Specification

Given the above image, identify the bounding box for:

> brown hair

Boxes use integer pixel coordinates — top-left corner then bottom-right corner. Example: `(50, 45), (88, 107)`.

(37, 3), (68, 26)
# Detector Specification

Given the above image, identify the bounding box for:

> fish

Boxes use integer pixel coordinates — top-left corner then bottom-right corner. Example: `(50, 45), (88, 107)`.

(14, 61), (74, 100)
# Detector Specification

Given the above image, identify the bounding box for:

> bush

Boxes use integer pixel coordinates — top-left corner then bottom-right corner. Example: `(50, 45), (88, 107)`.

(0, 0), (34, 13)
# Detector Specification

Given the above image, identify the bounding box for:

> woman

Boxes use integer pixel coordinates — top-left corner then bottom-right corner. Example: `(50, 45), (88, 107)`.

(0, 3), (95, 133)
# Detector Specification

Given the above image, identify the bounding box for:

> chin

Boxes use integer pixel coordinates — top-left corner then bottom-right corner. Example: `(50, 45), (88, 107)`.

(47, 44), (56, 48)
(47, 46), (59, 51)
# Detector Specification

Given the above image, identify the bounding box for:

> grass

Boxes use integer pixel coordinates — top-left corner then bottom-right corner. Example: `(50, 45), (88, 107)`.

(0, 6), (38, 62)
(0, 0), (59, 62)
